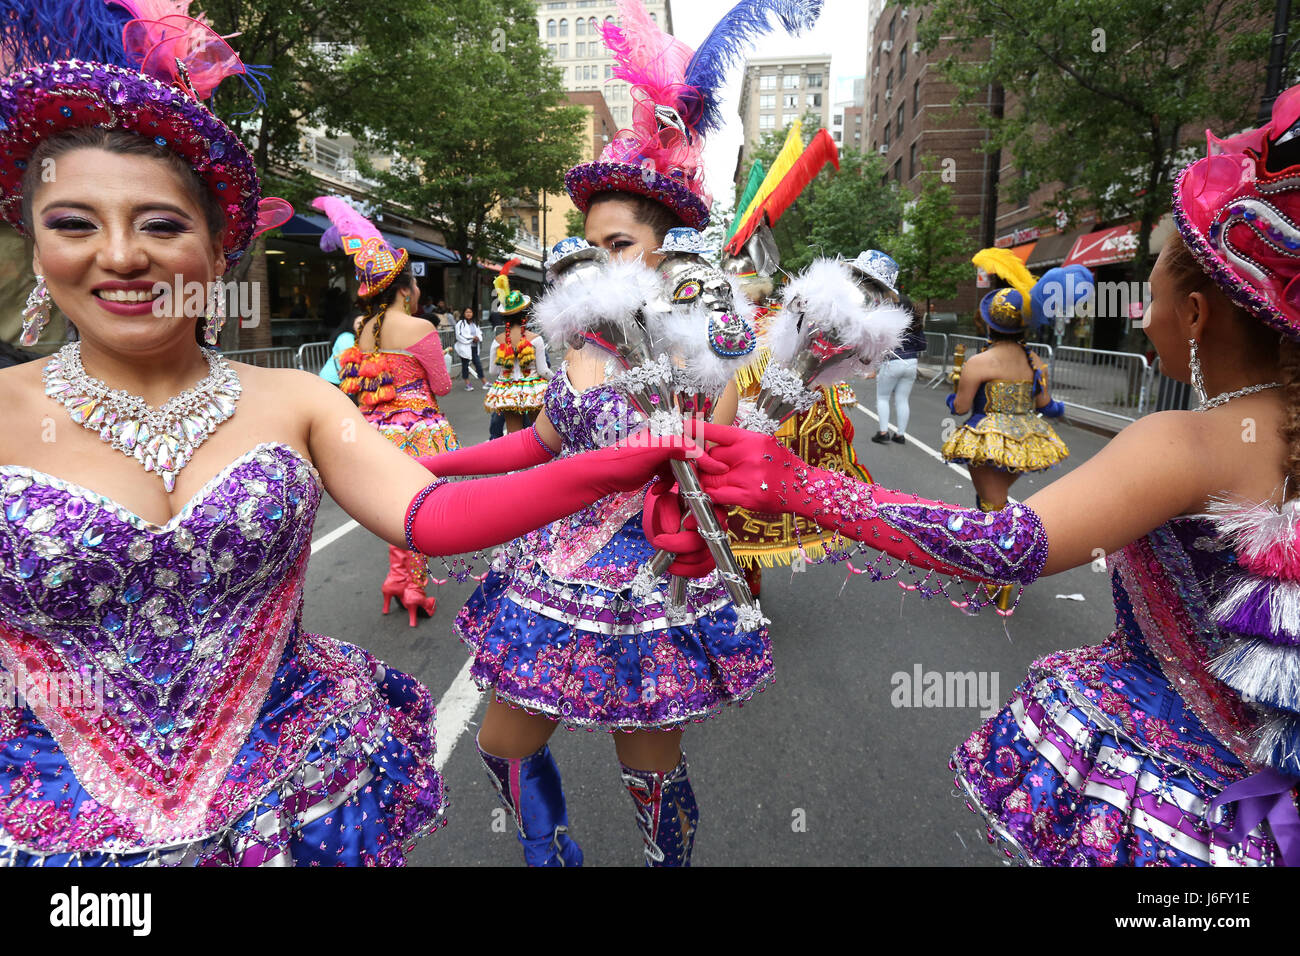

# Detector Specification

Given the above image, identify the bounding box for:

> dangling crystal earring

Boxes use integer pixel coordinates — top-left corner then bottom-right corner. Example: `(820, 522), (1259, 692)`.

(1188, 338), (1207, 407)
(20, 274), (51, 346)
(204, 278), (226, 346)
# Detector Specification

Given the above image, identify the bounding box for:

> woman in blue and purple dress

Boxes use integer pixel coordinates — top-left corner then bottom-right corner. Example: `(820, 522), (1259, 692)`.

(657, 90), (1300, 866)
(424, 0), (827, 866)
(0, 4), (696, 866)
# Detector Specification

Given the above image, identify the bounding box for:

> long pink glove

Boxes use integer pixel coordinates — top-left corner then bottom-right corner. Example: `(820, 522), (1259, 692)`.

(415, 425), (555, 477)
(642, 472), (728, 577)
(665, 422), (1048, 588)
(408, 331), (452, 397)
(406, 435), (720, 557)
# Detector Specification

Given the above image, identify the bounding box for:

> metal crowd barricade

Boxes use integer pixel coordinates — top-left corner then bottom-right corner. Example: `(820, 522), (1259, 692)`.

(920, 331), (948, 387)
(1050, 346), (1150, 423)
(220, 347), (298, 369)
(295, 341), (331, 373)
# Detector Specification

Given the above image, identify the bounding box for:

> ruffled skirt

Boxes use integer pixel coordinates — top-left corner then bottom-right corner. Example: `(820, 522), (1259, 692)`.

(483, 375), (548, 416)
(941, 412), (1068, 472)
(453, 517), (773, 730)
(0, 634), (445, 866)
(952, 632), (1285, 866)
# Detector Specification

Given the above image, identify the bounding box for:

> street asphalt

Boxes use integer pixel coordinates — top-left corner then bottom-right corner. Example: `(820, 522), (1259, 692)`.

(301, 369), (1116, 866)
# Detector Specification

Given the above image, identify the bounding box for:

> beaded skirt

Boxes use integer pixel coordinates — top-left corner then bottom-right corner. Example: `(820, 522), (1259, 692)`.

(483, 374), (548, 416)
(952, 518), (1287, 866)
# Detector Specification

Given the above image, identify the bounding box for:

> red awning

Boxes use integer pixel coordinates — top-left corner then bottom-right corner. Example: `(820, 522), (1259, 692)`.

(1064, 223), (1139, 268)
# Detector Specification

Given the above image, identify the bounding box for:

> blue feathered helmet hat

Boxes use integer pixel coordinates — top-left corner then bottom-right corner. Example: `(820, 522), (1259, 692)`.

(566, 0), (823, 231)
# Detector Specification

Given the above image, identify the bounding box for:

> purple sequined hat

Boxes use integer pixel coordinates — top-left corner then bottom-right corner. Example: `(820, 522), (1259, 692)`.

(0, 18), (292, 267)
(565, 0), (823, 233)
(566, 160), (710, 232)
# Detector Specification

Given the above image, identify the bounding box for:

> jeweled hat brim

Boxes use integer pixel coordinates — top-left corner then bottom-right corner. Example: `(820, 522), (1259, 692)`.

(980, 288), (1028, 335)
(565, 160), (709, 232)
(0, 61), (264, 267)
(358, 246), (410, 299)
(1172, 160), (1299, 342)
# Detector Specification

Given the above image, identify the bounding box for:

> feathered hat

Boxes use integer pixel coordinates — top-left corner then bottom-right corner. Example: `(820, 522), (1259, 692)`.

(311, 195), (409, 299)
(0, 0), (292, 266)
(493, 258), (531, 316)
(1174, 82), (1300, 341)
(565, 0), (823, 231)
(972, 247), (1037, 334)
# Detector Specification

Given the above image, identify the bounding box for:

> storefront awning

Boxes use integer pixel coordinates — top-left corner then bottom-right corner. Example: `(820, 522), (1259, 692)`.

(1064, 223), (1140, 269)
(1025, 229), (1086, 269)
(277, 213), (459, 264)
(1007, 241), (1035, 263)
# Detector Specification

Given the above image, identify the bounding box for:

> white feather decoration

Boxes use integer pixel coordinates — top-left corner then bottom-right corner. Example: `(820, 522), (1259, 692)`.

(774, 257), (911, 380)
(533, 255), (660, 345)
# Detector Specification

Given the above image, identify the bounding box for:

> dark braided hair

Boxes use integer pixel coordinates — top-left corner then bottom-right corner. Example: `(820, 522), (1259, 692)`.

(360, 271), (414, 351)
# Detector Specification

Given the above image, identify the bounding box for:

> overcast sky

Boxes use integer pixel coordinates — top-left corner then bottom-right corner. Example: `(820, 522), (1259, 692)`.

(667, 0), (870, 211)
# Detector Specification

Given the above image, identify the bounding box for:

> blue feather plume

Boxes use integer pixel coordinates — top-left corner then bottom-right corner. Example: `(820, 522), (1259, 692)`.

(0, 0), (134, 70)
(682, 0), (823, 136)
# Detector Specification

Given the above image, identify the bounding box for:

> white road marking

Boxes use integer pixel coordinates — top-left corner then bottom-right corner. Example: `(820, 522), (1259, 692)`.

(310, 519), (360, 554)
(434, 655), (482, 771)
(308, 513), (484, 768)
(852, 402), (1019, 502)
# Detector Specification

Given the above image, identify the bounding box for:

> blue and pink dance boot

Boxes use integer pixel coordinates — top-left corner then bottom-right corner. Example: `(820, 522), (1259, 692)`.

(477, 737), (583, 867)
(620, 754), (699, 867)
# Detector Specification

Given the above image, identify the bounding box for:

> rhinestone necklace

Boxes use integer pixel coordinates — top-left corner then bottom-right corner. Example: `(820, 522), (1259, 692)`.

(43, 342), (241, 493)
(1198, 381), (1282, 411)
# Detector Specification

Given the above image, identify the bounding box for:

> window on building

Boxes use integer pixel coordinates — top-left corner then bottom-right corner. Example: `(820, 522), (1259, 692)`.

(547, 19), (556, 37)
(532, 215), (539, 233)
(886, 69), (893, 92)
(808, 73), (823, 88)
(575, 17), (585, 35)
(546, 0), (566, 7)
(910, 142), (918, 178)
(574, 41), (583, 55)
(547, 43), (556, 56)
(605, 64), (612, 79)
(913, 79), (919, 115)
(559, 18), (568, 36)
(899, 46), (907, 75)
(783, 73), (799, 89)
(784, 93), (798, 109)
(589, 17), (597, 32)
(834, 113), (843, 125)
(559, 43), (568, 57)
(808, 93), (821, 108)
(834, 130), (842, 141)
(760, 74), (776, 90)
(883, 124), (890, 148)
(896, 104), (903, 136)
(650, 12), (656, 22)
(889, 15), (896, 40)
(893, 159), (902, 181)
(760, 94), (775, 110)
(760, 114), (776, 130)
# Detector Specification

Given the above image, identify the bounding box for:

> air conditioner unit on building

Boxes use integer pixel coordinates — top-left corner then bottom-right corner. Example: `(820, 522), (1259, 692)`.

(901, 7), (909, 18)
(913, 41), (922, 54)
(878, 144), (888, 155)
(885, 88), (892, 101)
(873, 66), (879, 78)
(881, 40), (893, 53)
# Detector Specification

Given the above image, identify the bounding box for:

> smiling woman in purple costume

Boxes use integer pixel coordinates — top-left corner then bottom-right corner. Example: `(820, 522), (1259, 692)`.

(656, 87), (1300, 867)
(0, 1), (696, 866)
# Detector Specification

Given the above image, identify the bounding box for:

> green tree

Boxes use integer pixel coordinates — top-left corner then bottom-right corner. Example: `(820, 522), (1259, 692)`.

(735, 116), (901, 275)
(919, 0), (1270, 276)
(564, 208), (586, 240)
(887, 160), (978, 317)
(326, 0), (584, 309)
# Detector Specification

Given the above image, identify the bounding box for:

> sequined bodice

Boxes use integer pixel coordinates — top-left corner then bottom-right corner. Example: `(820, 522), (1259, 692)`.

(542, 362), (643, 454)
(0, 443), (322, 842)
(1109, 515), (1260, 765)
(977, 380), (1035, 415)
